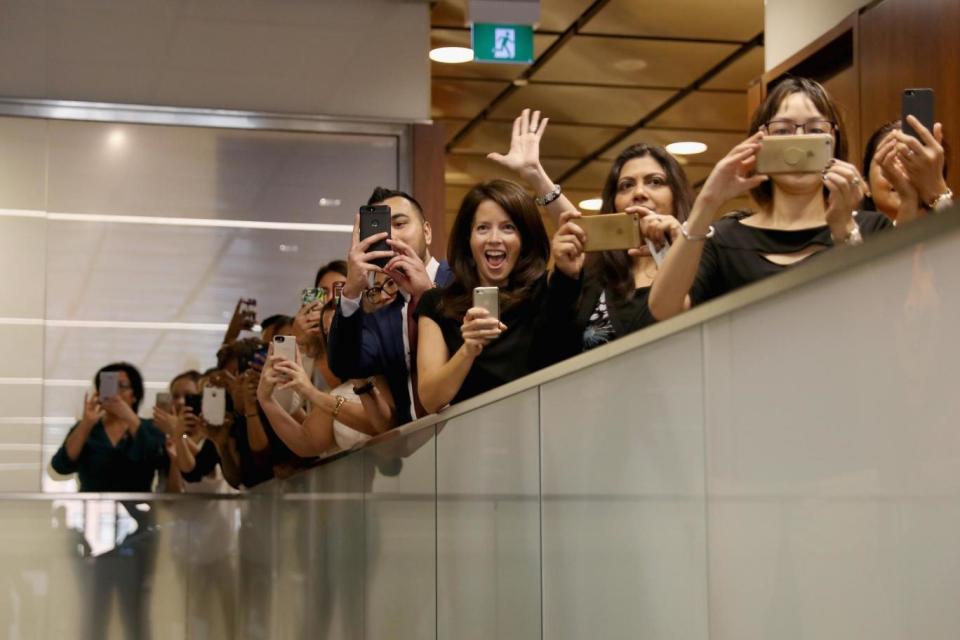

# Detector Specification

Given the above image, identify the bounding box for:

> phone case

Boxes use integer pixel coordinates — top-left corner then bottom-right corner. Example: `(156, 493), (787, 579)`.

(202, 386), (226, 426)
(359, 205), (392, 267)
(902, 88), (934, 139)
(473, 287), (499, 319)
(155, 392), (173, 411)
(301, 287), (326, 306)
(273, 335), (298, 362)
(578, 213), (641, 252)
(756, 133), (834, 174)
(99, 371), (119, 400)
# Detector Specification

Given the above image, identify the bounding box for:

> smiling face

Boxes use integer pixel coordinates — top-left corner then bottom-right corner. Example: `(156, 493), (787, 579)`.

(613, 155), (676, 214)
(469, 199), (521, 287)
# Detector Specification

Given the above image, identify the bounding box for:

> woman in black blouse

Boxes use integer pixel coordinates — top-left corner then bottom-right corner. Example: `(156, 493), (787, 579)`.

(51, 362), (176, 492)
(649, 77), (894, 319)
(488, 109), (693, 354)
(416, 179), (578, 412)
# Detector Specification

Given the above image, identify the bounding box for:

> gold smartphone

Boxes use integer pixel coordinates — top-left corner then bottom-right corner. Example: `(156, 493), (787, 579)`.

(578, 212), (641, 252)
(756, 133), (834, 174)
(472, 287), (499, 321)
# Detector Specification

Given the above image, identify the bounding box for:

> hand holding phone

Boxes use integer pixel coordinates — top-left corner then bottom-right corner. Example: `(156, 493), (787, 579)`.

(202, 386), (227, 426)
(98, 371), (120, 401)
(359, 205), (393, 268)
(756, 134), (834, 174)
(473, 287), (499, 321)
(578, 213), (641, 252)
(902, 89), (934, 140)
(155, 392), (173, 413)
(463, 289), (506, 357)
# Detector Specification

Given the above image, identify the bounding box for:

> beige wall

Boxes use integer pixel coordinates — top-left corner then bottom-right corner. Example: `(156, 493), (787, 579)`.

(764, 0), (873, 70)
(0, 0), (431, 121)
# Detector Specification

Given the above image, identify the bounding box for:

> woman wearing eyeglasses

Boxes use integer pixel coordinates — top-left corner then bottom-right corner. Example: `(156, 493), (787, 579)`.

(362, 272), (399, 313)
(649, 77), (894, 320)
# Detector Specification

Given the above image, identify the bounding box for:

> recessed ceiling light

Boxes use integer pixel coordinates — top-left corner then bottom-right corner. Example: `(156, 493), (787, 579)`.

(318, 197), (341, 207)
(666, 141), (707, 155)
(430, 47), (474, 64)
(578, 198), (603, 211)
(512, 78), (529, 87)
(106, 128), (126, 149)
(613, 58), (648, 73)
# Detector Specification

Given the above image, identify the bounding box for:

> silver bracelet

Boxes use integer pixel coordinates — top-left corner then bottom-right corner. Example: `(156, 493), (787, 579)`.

(535, 183), (562, 206)
(832, 223), (863, 246)
(928, 188), (954, 211)
(680, 220), (715, 242)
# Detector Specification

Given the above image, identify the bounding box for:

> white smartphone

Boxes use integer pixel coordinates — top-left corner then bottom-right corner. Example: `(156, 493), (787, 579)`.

(202, 386), (226, 426)
(473, 286), (499, 320)
(645, 238), (670, 267)
(99, 371), (119, 401)
(272, 334), (297, 362)
(155, 392), (173, 412)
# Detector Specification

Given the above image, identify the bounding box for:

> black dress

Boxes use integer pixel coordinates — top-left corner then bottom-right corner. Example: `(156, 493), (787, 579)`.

(691, 210), (894, 304)
(415, 272), (579, 405)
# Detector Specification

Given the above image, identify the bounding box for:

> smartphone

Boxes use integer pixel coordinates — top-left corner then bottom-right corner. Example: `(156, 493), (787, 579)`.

(902, 88), (934, 140)
(300, 287), (326, 307)
(98, 371), (119, 401)
(359, 204), (392, 267)
(756, 133), (833, 174)
(578, 212), (641, 252)
(273, 334), (298, 362)
(473, 286), (499, 320)
(202, 386), (227, 426)
(155, 392), (173, 412)
(184, 393), (203, 416)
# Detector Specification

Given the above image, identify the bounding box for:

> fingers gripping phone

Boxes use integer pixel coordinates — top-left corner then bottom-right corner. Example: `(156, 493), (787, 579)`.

(99, 371), (119, 401)
(902, 88), (934, 139)
(359, 205), (392, 268)
(578, 213), (641, 252)
(473, 287), (499, 321)
(202, 386), (226, 426)
(756, 134), (834, 174)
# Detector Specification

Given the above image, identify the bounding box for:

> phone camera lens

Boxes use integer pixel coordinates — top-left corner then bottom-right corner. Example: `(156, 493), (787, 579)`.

(372, 221), (379, 228)
(276, 336), (284, 343)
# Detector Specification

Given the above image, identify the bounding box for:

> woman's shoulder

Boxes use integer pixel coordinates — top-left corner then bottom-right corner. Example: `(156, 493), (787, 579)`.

(416, 285), (448, 321)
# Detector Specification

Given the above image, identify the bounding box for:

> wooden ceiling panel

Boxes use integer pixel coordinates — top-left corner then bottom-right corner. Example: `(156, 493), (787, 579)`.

(702, 46), (764, 91)
(447, 118), (623, 158)
(432, 78), (508, 119)
(648, 91), (748, 130)
(533, 36), (739, 88)
(584, 0), (763, 42)
(491, 84), (676, 127)
(431, 0), (595, 32)
(600, 129), (748, 164)
(563, 158), (713, 194)
(445, 153), (576, 187)
(431, 28), (558, 81)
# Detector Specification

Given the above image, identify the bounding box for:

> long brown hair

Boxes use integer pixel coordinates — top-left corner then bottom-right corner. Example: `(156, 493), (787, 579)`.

(439, 179), (549, 319)
(587, 143), (693, 298)
(749, 76), (848, 209)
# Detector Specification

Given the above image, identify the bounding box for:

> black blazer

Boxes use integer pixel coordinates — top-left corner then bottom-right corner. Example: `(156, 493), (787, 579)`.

(327, 261), (453, 424)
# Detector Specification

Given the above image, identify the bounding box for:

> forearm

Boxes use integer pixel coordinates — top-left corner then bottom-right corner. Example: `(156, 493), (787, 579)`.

(63, 422), (95, 462)
(418, 346), (475, 414)
(358, 388), (396, 434)
(648, 197), (716, 320)
(166, 461), (183, 493)
(522, 165), (578, 225)
(245, 412), (271, 454)
(260, 397), (318, 457)
(175, 437), (197, 473)
(215, 438), (243, 489)
(330, 395), (379, 437)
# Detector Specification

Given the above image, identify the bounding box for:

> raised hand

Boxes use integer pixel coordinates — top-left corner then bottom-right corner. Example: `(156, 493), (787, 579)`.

(384, 238), (433, 297)
(342, 213), (396, 299)
(293, 300), (323, 340)
(874, 133), (921, 222)
(460, 307), (507, 358)
(551, 210), (587, 279)
(80, 392), (105, 428)
(894, 116), (949, 206)
(823, 159), (866, 240)
(698, 132), (769, 211)
(152, 405), (185, 437)
(272, 352), (314, 395)
(487, 108), (549, 182)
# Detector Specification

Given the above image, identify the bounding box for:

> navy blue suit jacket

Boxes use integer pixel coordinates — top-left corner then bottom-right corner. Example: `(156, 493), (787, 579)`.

(327, 260), (453, 425)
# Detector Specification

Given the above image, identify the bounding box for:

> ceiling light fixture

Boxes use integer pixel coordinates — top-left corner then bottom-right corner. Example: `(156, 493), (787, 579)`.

(318, 197), (341, 207)
(430, 47), (474, 64)
(578, 198), (603, 211)
(666, 141), (708, 155)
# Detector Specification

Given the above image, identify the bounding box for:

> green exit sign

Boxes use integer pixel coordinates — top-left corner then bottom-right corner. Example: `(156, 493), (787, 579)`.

(471, 23), (534, 64)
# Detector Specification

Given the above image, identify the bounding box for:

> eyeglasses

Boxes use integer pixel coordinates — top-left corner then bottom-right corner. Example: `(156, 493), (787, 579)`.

(762, 119), (836, 136)
(117, 382), (132, 391)
(364, 278), (398, 302)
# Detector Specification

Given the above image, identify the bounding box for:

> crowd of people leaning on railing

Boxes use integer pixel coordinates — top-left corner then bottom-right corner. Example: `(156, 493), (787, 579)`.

(51, 77), (954, 492)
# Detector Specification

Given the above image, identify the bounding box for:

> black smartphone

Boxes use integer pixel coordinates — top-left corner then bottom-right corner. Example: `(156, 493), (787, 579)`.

(902, 88), (934, 139)
(359, 204), (392, 267)
(184, 393), (202, 416)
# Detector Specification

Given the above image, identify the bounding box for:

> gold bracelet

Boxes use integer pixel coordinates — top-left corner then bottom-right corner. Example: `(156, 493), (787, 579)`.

(331, 395), (346, 418)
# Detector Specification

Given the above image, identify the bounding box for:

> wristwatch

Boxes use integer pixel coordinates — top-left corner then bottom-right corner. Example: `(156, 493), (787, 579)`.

(352, 379), (375, 395)
(535, 183), (562, 206)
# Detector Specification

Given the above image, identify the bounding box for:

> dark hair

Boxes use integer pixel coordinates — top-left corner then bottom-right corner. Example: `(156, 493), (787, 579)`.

(314, 260), (348, 289)
(749, 77), (848, 209)
(367, 187), (425, 221)
(440, 179), (549, 319)
(94, 362), (145, 412)
(319, 299), (337, 345)
(169, 370), (201, 392)
(589, 143), (694, 298)
(861, 120), (950, 212)
(260, 314), (293, 333)
(216, 338), (266, 374)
